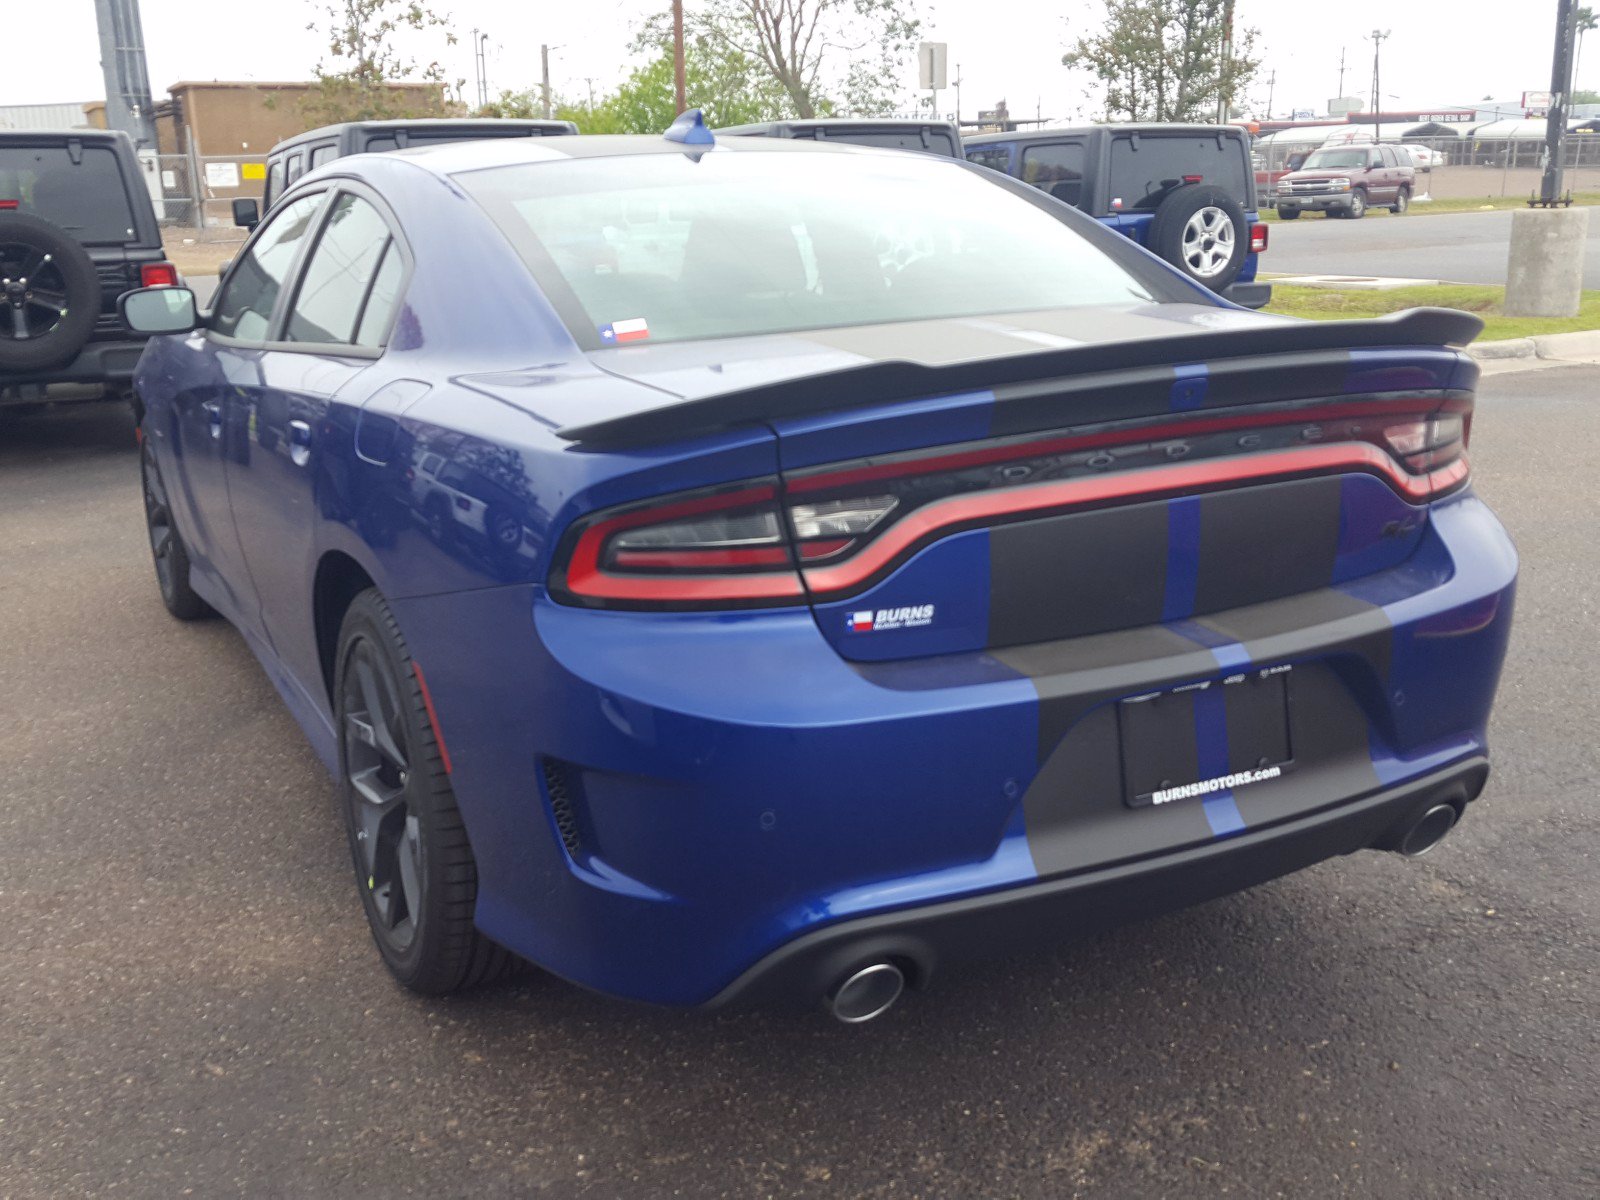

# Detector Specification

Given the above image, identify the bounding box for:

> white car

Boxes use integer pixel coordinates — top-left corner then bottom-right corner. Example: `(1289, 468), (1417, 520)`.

(1399, 144), (1444, 170)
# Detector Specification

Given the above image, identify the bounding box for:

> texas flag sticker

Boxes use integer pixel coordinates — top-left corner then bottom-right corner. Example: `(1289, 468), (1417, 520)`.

(598, 317), (650, 344)
(849, 611), (875, 633)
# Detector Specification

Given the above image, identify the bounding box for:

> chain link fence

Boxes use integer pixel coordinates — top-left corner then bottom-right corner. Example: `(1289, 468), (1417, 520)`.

(146, 153), (266, 241)
(1253, 134), (1600, 208)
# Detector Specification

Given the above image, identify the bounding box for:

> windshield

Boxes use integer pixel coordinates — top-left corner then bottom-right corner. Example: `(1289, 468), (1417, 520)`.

(0, 145), (138, 243)
(457, 150), (1160, 348)
(1302, 149), (1370, 170)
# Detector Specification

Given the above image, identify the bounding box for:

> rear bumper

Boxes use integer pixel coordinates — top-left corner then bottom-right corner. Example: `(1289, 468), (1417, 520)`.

(393, 488), (1516, 1008)
(1223, 280), (1272, 309)
(0, 337), (147, 401)
(705, 755), (1489, 1009)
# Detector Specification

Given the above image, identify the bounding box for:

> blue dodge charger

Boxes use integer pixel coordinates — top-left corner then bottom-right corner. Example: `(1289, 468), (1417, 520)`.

(123, 117), (1516, 1021)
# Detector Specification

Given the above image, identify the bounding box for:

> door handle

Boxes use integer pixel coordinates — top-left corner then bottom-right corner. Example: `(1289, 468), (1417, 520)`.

(288, 419), (314, 466)
(202, 400), (222, 439)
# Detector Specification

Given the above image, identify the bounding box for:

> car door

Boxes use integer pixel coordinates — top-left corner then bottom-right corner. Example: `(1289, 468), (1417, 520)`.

(1371, 147), (1395, 202)
(223, 186), (408, 701)
(161, 189), (327, 629)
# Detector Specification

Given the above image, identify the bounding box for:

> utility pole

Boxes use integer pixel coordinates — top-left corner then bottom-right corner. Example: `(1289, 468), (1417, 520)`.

(954, 62), (963, 126)
(473, 30), (489, 110)
(1367, 29), (1390, 140)
(540, 44), (552, 119)
(1539, 0), (1579, 204)
(92, 0), (157, 149)
(672, 0), (687, 115)
(1265, 69), (1276, 121)
(1216, 0), (1236, 123)
(1336, 47), (1347, 100)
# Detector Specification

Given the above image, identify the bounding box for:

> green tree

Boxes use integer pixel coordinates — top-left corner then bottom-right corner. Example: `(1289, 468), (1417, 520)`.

(1063, 0), (1260, 123)
(297, 0), (460, 125)
(1574, 7), (1598, 94)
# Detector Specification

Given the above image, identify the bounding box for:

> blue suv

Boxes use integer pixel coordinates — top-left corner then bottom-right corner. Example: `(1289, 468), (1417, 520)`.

(965, 124), (1271, 308)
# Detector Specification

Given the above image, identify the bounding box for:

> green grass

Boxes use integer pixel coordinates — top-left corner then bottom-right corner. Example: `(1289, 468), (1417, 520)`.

(1264, 283), (1600, 341)
(1259, 191), (1600, 222)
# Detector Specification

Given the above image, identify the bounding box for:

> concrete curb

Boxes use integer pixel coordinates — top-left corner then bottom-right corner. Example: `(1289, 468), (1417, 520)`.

(1468, 329), (1600, 365)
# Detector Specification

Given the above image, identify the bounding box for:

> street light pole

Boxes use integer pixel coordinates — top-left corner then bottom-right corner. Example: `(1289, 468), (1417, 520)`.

(1367, 29), (1390, 141)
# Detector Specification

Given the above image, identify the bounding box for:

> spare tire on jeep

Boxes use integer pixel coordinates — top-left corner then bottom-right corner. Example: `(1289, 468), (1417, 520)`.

(1145, 184), (1248, 293)
(0, 212), (99, 373)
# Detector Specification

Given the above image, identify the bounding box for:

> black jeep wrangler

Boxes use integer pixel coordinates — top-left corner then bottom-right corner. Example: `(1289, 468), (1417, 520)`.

(1, 129), (175, 412)
(717, 118), (964, 158)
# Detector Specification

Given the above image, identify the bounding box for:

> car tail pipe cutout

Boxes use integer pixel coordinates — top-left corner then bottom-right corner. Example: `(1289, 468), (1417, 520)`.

(1376, 799), (1464, 858)
(826, 961), (906, 1023)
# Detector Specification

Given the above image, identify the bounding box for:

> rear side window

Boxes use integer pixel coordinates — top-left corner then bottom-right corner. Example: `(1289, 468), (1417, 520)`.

(285, 193), (395, 345)
(1107, 135), (1249, 211)
(355, 241), (404, 347)
(1020, 142), (1087, 206)
(310, 144), (338, 168)
(0, 145), (138, 243)
(965, 145), (1012, 174)
(813, 130), (959, 157)
(264, 160), (285, 207)
(286, 153), (306, 184)
(212, 192), (326, 340)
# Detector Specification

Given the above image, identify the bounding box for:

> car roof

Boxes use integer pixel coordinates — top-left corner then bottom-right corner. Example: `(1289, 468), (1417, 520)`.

(271, 118), (577, 153)
(357, 132), (929, 176)
(719, 118), (959, 133)
(964, 123), (1246, 145)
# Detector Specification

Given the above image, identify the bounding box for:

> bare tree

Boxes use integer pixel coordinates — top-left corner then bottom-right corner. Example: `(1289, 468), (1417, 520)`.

(298, 0), (461, 125)
(694, 0), (920, 119)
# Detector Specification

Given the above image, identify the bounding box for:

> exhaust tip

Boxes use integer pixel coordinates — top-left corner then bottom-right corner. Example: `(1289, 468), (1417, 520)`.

(1399, 803), (1458, 857)
(828, 962), (905, 1024)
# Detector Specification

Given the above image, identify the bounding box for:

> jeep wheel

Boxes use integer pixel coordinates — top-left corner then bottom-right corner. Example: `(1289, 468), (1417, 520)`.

(0, 212), (98, 372)
(1147, 185), (1248, 292)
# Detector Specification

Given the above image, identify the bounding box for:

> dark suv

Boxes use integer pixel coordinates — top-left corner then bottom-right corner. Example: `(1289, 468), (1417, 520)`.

(717, 118), (963, 158)
(257, 118), (578, 213)
(963, 124), (1270, 307)
(1, 129), (176, 410)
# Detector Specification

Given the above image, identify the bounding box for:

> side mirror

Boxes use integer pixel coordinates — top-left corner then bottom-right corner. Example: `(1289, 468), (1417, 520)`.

(120, 286), (200, 335)
(232, 197), (260, 230)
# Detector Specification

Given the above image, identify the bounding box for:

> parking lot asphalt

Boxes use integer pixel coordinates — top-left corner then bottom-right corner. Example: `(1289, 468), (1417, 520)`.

(3, 372), (1598, 1199)
(1266, 207), (1600, 289)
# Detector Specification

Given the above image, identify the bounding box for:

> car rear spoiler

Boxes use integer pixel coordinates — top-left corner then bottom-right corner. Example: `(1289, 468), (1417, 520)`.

(556, 307), (1483, 449)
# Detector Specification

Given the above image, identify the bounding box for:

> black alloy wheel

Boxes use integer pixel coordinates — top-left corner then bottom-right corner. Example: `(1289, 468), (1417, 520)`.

(0, 213), (98, 371)
(140, 430), (213, 620)
(335, 589), (514, 994)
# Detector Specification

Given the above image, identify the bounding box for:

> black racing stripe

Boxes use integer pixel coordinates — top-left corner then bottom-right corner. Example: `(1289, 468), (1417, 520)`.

(986, 367), (1178, 437)
(993, 625), (1218, 762)
(1196, 587), (1393, 683)
(1192, 476), (1344, 615)
(987, 498), (1170, 649)
(1201, 351), (1352, 408)
(1021, 702), (1213, 876)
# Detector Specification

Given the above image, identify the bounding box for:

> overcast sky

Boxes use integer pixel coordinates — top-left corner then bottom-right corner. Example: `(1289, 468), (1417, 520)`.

(4, 1), (1578, 125)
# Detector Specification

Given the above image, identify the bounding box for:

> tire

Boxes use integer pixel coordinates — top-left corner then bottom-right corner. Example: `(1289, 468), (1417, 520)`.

(334, 589), (514, 995)
(1347, 189), (1368, 219)
(1391, 188), (1410, 215)
(1146, 184), (1248, 291)
(1278, 207), (1302, 220)
(0, 212), (99, 373)
(140, 428), (214, 620)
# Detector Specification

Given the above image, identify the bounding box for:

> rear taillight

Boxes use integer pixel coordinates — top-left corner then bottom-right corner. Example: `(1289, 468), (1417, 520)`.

(552, 396), (1473, 610)
(1250, 222), (1269, 253)
(0, 199), (18, 210)
(140, 261), (179, 287)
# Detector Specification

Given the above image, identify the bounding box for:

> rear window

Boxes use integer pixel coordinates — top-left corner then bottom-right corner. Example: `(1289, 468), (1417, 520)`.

(1106, 134), (1250, 211)
(806, 129), (960, 158)
(362, 129), (536, 153)
(0, 145), (138, 243)
(458, 151), (1159, 348)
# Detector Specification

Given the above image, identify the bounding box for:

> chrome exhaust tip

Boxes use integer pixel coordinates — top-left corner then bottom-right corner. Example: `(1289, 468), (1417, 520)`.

(1397, 802), (1458, 857)
(827, 962), (905, 1024)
